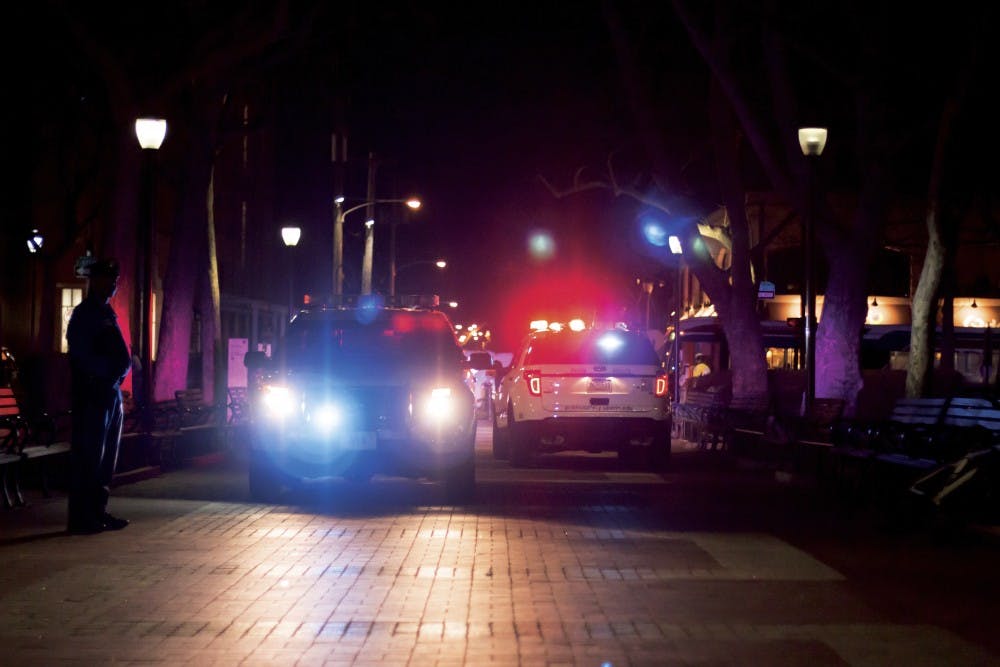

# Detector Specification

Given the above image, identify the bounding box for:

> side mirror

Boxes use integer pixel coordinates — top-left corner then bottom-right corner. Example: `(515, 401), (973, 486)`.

(467, 351), (493, 371)
(492, 359), (509, 379)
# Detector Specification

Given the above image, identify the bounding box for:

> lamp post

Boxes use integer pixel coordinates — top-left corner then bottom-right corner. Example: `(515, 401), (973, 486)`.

(26, 229), (44, 344)
(669, 234), (683, 405)
(332, 196), (421, 300)
(135, 117), (166, 420)
(281, 226), (301, 320)
(798, 127), (828, 412)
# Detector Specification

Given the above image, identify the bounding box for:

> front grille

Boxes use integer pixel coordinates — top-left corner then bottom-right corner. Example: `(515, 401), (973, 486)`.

(304, 385), (410, 430)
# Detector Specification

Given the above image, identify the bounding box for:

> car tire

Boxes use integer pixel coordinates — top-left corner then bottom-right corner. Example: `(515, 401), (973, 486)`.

(492, 414), (510, 460)
(444, 454), (476, 503)
(509, 411), (535, 468)
(249, 456), (285, 503)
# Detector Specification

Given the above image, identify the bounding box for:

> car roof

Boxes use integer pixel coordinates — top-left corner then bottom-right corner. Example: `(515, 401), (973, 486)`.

(291, 306), (458, 335)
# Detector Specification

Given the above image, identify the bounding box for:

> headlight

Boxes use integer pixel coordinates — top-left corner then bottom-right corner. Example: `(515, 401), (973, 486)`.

(422, 387), (455, 422)
(261, 385), (296, 420)
(312, 403), (343, 432)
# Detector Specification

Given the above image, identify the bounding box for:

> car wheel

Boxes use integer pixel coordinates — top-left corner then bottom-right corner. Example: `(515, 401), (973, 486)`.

(509, 412), (535, 468)
(249, 457), (285, 503)
(444, 454), (476, 503)
(492, 413), (510, 460)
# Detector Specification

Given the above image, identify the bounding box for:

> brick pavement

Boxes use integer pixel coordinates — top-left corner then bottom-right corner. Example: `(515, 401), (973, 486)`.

(0, 433), (996, 665)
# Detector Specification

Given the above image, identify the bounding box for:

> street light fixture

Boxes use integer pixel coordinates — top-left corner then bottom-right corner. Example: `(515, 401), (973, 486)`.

(135, 116), (166, 427)
(798, 127), (827, 412)
(669, 234), (683, 406)
(26, 229), (43, 254)
(332, 196), (421, 301)
(281, 226), (301, 320)
(26, 229), (44, 344)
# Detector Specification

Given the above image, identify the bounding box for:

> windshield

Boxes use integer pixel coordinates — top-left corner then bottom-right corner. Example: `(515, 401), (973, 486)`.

(284, 310), (465, 371)
(525, 330), (660, 365)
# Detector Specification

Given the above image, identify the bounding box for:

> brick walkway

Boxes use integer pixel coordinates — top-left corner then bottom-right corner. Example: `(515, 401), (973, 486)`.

(0, 432), (996, 665)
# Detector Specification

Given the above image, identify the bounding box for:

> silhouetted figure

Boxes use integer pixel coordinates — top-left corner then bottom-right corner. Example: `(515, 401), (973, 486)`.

(66, 258), (131, 534)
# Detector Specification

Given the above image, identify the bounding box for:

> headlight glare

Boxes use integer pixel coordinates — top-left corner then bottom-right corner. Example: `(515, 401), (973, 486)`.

(313, 403), (342, 432)
(423, 386), (454, 421)
(261, 385), (295, 419)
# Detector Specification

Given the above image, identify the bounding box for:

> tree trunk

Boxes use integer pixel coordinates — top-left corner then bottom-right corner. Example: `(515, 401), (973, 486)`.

(706, 77), (767, 404)
(153, 142), (211, 402)
(204, 166), (225, 406)
(816, 241), (869, 413)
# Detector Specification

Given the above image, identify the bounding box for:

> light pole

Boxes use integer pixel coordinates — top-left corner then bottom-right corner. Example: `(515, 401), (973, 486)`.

(393, 258), (445, 297)
(332, 196), (421, 300)
(135, 117), (166, 419)
(669, 234), (683, 405)
(281, 226), (301, 320)
(798, 127), (828, 412)
(26, 229), (43, 343)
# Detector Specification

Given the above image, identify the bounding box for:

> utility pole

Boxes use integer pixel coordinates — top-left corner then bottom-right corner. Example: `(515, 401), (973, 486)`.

(361, 152), (377, 295)
(331, 131), (347, 304)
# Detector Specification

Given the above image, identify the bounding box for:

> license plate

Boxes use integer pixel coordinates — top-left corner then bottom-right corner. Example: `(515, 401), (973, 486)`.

(339, 432), (377, 450)
(588, 378), (611, 393)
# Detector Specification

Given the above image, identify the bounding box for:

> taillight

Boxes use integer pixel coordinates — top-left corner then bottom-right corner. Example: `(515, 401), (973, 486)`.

(522, 369), (542, 396)
(654, 373), (669, 398)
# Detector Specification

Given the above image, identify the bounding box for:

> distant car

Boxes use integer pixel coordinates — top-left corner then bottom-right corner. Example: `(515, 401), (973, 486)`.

(248, 302), (492, 502)
(492, 327), (671, 469)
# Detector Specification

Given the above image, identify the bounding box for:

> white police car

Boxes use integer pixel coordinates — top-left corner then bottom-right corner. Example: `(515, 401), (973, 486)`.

(248, 298), (492, 502)
(492, 323), (671, 469)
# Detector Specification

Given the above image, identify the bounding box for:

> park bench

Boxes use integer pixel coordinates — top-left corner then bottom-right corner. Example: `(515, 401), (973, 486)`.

(873, 396), (1000, 469)
(830, 396), (1000, 502)
(1, 386), (70, 508)
(120, 391), (182, 470)
(674, 388), (731, 450)
(674, 387), (771, 453)
(173, 388), (225, 458)
(175, 388), (221, 428)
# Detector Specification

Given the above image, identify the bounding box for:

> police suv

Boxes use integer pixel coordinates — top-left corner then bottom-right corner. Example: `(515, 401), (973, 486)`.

(491, 322), (671, 469)
(248, 297), (491, 502)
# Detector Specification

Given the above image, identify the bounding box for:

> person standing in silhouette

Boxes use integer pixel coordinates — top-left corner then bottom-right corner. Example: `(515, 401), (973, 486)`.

(66, 258), (132, 534)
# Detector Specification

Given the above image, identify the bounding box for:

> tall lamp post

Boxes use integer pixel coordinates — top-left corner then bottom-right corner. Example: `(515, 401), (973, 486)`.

(332, 196), (420, 300)
(281, 226), (301, 320)
(669, 235), (683, 405)
(798, 127), (828, 412)
(135, 117), (166, 421)
(26, 229), (44, 344)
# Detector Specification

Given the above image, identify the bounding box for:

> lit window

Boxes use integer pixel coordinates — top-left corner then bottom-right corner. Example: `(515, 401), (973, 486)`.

(59, 287), (84, 353)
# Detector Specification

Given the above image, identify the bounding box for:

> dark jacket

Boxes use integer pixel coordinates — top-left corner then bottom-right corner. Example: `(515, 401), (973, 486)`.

(66, 297), (131, 399)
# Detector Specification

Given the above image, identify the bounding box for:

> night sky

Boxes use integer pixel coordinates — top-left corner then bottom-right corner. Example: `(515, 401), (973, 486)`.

(7, 2), (996, 351)
(270, 3), (707, 347)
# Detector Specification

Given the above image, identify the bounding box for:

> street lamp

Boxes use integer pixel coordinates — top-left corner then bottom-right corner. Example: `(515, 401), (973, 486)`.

(281, 226), (301, 320)
(26, 229), (43, 254)
(669, 234), (683, 406)
(332, 196), (421, 301)
(26, 229), (44, 343)
(135, 117), (166, 423)
(798, 127), (827, 412)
